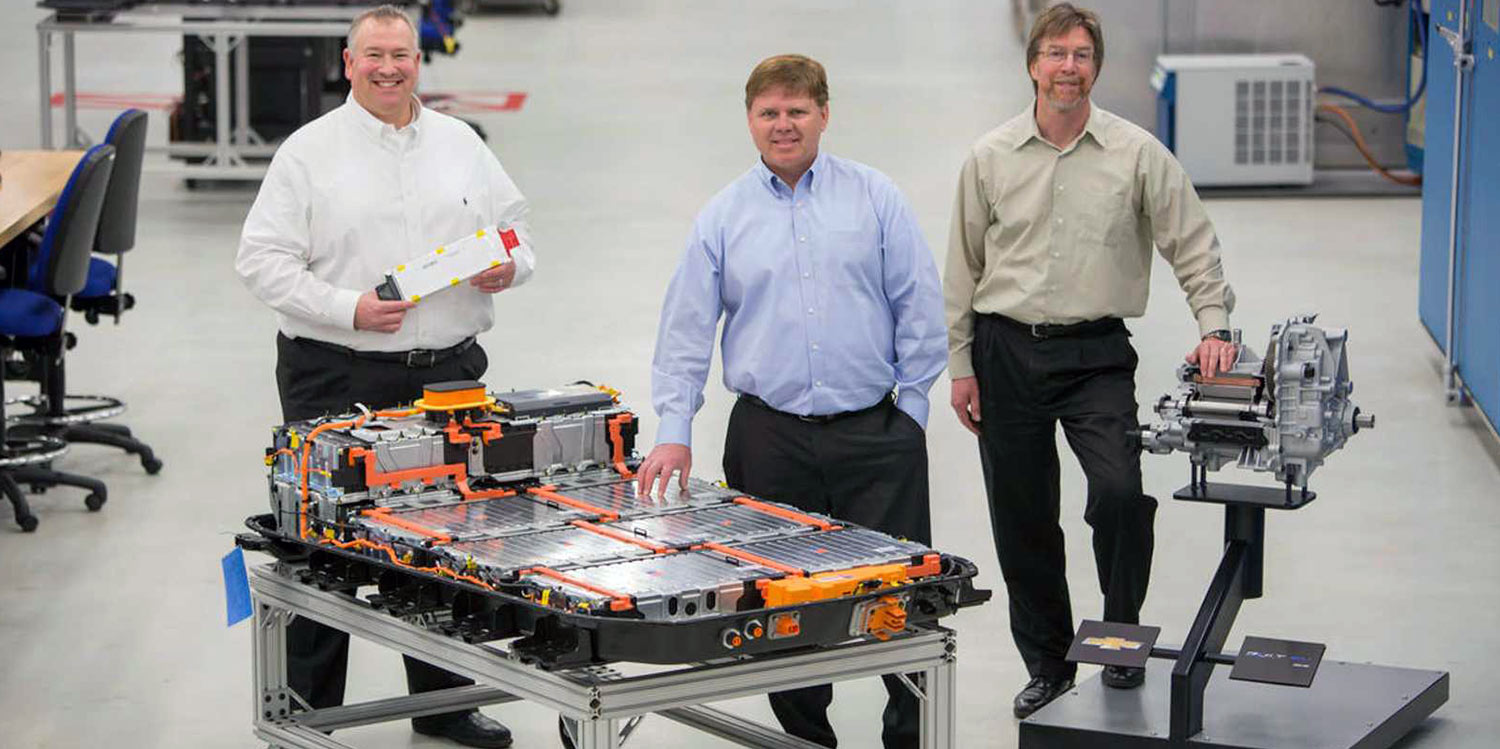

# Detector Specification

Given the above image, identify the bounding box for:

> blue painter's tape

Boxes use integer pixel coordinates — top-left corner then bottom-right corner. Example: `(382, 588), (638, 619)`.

(222, 546), (252, 627)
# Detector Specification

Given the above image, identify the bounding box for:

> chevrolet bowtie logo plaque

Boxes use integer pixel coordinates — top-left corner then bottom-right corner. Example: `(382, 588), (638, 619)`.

(1082, 636), (1145, 651)
(1066, 620), (1161, 668)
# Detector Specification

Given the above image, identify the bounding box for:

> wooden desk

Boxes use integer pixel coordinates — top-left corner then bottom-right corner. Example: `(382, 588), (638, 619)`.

(0, 150), (85, 247)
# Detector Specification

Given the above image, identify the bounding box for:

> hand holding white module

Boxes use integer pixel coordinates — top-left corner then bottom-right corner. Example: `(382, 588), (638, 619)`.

(382, 224), (524, 302)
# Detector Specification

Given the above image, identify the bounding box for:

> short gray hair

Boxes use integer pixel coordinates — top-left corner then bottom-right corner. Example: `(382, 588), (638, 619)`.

(346, 4), (419, 52)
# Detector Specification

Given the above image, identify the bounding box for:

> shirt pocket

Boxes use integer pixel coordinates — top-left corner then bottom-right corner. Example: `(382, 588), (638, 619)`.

(1078, 175), (1136, 247)
(825, 224), (882, 292)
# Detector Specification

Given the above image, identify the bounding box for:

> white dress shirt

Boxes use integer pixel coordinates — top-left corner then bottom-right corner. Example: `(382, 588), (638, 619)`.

(236, 96), (535, 352)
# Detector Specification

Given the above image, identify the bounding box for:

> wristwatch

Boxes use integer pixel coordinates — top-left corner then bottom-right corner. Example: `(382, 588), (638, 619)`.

(1203, 329), (1233, 343)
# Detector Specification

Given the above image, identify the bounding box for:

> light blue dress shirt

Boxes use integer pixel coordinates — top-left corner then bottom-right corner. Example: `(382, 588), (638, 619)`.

(652, 151), (947, 448)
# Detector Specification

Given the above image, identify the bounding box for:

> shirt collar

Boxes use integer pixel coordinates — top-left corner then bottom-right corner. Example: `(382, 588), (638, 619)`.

(1013, 99), (1110, 151)
(755, 150), (829, 196)
(344, 93), (424, 140)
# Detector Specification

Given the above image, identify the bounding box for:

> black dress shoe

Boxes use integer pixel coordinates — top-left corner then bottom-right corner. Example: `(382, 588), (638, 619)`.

(1102, 665), (1146, 689)
(412, 711), (514, 748)
(1013, 675), (1074, 718)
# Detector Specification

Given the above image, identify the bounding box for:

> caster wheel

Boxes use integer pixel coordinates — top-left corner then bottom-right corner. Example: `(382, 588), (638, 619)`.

(543, 0), (560, 15)
(85, 492), (106, 511)
(142, 456), (163, 475)
(85, 309), (100, 325)
(30, 484), (47, 495)
(18, 514), (38, 532)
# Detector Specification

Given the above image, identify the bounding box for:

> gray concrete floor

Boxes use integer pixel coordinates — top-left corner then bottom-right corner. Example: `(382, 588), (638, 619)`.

(0, 2), (1493, 747)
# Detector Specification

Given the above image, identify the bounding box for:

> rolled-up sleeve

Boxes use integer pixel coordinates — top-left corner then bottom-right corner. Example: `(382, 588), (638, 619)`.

(1141, 141), (1234, 336)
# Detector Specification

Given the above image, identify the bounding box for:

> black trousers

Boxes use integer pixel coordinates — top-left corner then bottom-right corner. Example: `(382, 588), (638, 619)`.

(274, 332), (489, 728)
(971, 315), (1157, 682)
(722, 396), (932, 749)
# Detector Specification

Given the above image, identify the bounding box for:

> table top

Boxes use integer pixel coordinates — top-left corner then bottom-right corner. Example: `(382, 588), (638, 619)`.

(0, 149), (84, 248)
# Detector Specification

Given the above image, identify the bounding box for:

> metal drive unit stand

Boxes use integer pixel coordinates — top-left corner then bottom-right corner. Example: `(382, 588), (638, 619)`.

(250, 562), (959, 749)
(1021, 316), (1448, 747)
(1019, 472), (1448, 749)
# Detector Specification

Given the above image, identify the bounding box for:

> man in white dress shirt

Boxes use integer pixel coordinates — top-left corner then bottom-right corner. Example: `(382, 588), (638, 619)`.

(235, 6), (528, 747)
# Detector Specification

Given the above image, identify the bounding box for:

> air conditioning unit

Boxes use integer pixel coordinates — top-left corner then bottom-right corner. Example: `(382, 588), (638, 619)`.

(1151, 54), (1315, 186)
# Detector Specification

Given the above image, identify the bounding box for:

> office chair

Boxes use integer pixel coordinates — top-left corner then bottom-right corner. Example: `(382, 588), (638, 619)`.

(19, 109), (161, 475)
(0, 144), (115, 530)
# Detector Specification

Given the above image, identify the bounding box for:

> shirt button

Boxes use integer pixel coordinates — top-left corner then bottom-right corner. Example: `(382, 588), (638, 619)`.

(807, 308), (815, 315)
(799, 236), (807, 242)
(802, 272), (811, 279)
(814, 381), (822, 388)
(1056, 218), (1064, 225)
(1051, 252), (1060, 258)
(1057, 184), (1065, 191)
(811, 343), (820, 351)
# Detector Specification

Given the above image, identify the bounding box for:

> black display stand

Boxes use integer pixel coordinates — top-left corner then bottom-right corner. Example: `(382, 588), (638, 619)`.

(1019, 468), (1449, 748)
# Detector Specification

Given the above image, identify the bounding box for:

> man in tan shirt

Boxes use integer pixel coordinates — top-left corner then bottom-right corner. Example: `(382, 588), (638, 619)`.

(943, 3), (1237, 718)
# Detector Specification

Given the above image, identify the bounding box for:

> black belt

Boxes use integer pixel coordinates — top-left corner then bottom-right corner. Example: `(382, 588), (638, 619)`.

(295, 335), (475, 368)
(986, 313), (1125, 340)
(739, 393), (891, 424)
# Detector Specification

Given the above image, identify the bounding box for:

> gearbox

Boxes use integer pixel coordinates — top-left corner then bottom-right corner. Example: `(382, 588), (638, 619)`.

(1139, 314), (1374, 488)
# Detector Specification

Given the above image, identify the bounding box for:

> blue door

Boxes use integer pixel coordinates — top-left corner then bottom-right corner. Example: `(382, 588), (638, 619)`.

(1418, 0), (1466, 349)
(1456, 2), (1500, 422)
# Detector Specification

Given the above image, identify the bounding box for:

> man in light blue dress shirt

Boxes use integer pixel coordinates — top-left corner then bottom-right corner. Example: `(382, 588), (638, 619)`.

(636, 54), (946, 749)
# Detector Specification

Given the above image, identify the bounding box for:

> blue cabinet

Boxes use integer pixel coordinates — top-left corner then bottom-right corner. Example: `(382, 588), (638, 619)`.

(1420, 0), (1500, 429)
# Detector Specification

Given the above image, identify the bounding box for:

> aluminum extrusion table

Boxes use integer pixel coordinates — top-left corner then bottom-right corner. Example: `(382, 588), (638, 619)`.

(249, 563), (959, 748)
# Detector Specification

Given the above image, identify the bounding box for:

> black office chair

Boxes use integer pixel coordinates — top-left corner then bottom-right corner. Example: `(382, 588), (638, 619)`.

(18, 109), (161, 475)
(0, 144), (115, 531)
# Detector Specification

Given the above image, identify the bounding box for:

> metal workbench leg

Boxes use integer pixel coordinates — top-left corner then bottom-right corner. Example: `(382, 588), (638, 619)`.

(62, 31), (78, 148)
(214, 32), (232, 167)
(234, 33), (248, 146)
(572, 716), (620, 749)
(921, 636), (957, 749)
(38, 26), (52, 148)
(253, 601), (298, 730)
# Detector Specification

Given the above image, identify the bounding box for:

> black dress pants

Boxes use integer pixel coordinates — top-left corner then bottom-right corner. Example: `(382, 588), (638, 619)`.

(274, 333), (489, 728)
(722, 396), (932, 749)
(971, 315), (1157, 682)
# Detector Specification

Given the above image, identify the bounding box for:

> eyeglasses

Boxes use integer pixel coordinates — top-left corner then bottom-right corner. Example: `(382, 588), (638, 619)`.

(1041, 48), (1095, 64)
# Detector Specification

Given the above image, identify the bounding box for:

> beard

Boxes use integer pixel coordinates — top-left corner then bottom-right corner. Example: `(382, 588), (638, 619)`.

(1044, 78), (1088, 111)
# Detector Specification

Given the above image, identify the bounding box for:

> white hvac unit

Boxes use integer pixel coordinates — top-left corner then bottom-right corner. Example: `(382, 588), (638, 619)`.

(1151, 53), (1316, 186)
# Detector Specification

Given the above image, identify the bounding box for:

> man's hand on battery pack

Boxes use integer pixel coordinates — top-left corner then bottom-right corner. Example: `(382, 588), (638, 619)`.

(637, 443), (691, 497)
(469, 261), (516, 294)
(354, 290), (416, 333)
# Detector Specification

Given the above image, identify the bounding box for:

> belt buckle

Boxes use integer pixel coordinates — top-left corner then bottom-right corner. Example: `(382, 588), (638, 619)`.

(1030, 322), (1046, 339)
(405, 349), (436, 368)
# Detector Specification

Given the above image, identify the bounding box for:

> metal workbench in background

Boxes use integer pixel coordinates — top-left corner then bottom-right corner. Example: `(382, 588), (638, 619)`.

(36, 3), (406, 180)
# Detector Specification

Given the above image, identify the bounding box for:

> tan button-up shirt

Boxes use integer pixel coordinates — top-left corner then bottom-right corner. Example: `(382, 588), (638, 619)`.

(944, 101), (1234, 378)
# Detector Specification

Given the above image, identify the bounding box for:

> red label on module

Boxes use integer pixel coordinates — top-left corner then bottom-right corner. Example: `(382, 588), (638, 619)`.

(500, 229), (519, 257)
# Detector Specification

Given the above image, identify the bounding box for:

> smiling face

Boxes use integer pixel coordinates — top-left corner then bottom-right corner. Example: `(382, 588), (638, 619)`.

(1028, 25), (1097, 113)
(747, 86), (829, 187)
(343, 17), (420, 127)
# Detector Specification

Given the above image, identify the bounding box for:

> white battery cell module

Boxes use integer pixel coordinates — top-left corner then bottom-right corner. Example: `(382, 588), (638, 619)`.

(374, 224), (523, 303)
